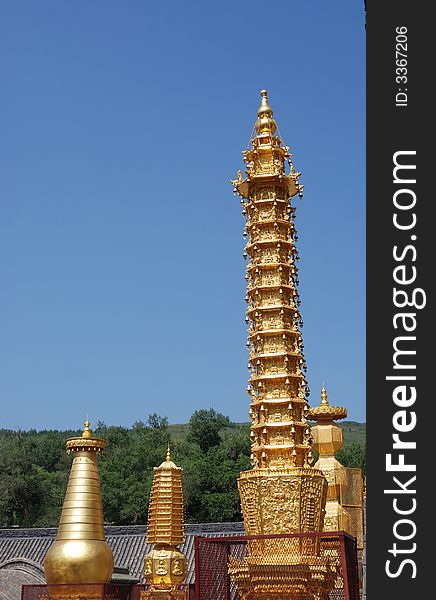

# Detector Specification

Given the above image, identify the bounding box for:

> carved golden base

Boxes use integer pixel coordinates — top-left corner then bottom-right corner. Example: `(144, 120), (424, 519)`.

(144, 546), (187, 586)
(234, 467), (330, 599)
(140, 587), (188, 600)
(228, 556), (338, 600)
(238, 467), (327, 536)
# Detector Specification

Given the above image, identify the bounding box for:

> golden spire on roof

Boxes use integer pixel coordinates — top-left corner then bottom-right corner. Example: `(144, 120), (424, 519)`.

(257, 89), (272, 115)
(308, 385), (347, 421)
(82, 417), (92, 438)
(231, 89), (303, 203)
(321, 384), (329, 406)
(256, 89), (277, 134)
(308, 386), (365, 550)
(43, 419), (114, 591)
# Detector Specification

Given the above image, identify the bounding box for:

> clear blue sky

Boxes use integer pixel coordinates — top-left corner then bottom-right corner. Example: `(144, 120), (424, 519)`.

(0, 1), (365, 430)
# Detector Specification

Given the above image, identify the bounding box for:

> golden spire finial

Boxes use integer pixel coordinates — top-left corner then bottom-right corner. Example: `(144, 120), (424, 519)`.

(257, 89), (273, 117)
(321, 384), (329, 406)
(166, 443), (171, 462)
(307, 386), (347, 422)
(232, 89), (303, 199)
(256, 89), (277, 135)
(83, 417), (91, 438)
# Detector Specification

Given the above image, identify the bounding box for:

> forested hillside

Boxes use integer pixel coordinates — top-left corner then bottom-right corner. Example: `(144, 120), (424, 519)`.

(0, 410), (365, 528)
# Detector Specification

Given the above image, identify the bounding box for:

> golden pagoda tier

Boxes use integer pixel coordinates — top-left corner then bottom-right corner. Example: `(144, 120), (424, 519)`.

(229, 91), (332, 600)
(43, 420), (114, 596)
(308, 386), (365, 551)
(142, 448), (188, 600)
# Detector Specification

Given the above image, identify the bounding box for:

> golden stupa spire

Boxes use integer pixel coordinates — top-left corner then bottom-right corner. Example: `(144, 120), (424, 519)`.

(321, 384), (328, 405)
(256, 90), (277, 134)
(83, 417), (91, 438)
(308, 384), (348, 422)
(308, 385), (347, 462)
(308, 386), (365, 550)
(143, 449), (187, 590)
(44, 419), (114, 588)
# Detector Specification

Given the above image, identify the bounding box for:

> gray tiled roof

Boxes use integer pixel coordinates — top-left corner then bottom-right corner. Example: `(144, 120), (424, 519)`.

(0, 523), (245, 585)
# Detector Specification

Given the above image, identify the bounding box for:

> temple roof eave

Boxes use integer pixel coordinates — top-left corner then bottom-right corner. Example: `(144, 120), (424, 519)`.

(249, 397), (308, 407)
(251, 420), (306, 430)
(232, 174), (301, 200)
(247, 302), (299, 311)
(247, 284), (298, 294)
(307, 407), (348, 421)
(249, 351), (302, 361)
(247, 327), (300, 338)
(246, 261), (296, 271)
(252, 442), (311, 452)
(249, 373), (304, 384)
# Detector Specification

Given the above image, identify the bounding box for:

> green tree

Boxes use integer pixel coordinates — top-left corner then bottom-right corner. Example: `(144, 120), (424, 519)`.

(0, 430), (64, 527)
(187, 409), (231, 452)
(182, 426), (250, 523)
(97, 415), (170, 524)
(1, 415), (365, 527)
(336, 441), (366, 475)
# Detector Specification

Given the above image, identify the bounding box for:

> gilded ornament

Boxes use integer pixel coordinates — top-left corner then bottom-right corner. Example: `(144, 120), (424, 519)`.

(43, 420), (114, 598)
(309, 386), (365, 550)
(143, 448), (188, 597)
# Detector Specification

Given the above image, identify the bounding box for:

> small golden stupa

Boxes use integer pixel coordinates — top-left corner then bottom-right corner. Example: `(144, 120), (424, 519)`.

(308, 386), (365, 550)
(43, 420), (114, 595)
(142, 447), (187, 600)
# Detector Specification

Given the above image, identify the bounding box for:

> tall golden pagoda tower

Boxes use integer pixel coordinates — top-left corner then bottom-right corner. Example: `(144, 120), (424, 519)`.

(231, 90), (327, 535)
(44, 420), (114, 595)
(228, 91), (335, 600)
(142, 448), (188, 600)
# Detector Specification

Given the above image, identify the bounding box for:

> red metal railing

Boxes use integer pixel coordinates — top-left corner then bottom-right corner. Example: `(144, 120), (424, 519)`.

(194, 531), (360, 600)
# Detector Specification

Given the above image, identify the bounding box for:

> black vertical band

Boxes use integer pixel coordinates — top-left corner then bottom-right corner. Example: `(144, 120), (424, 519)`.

(367, 1), (432, 597)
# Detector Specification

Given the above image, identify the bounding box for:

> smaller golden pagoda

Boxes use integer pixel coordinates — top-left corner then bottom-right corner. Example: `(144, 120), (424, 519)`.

(142, 448), (187, 600)
(308, 386), (365, 550)
(43, 419), (114, 597)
